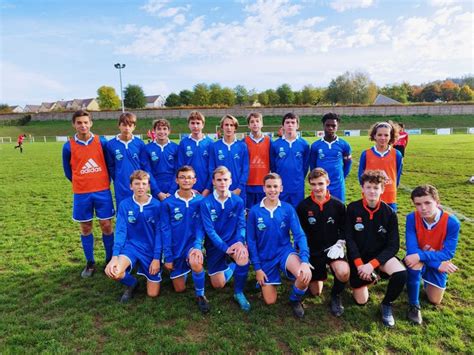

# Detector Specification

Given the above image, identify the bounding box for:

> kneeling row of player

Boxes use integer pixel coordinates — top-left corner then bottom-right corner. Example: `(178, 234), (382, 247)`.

(104, 166), (460, 328)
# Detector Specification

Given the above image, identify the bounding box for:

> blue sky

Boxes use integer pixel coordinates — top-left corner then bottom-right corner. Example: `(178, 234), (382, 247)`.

(1, 0), (472, 106)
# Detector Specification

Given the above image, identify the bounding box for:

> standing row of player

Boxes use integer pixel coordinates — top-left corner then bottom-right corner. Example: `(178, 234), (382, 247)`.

(62, 110), (459, 327)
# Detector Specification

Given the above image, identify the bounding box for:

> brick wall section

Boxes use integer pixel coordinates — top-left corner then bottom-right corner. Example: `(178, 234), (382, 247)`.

(1, 104), (474, 122)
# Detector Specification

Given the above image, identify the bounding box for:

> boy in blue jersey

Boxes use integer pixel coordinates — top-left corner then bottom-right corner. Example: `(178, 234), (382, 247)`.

(247, 173), (312, 319)
(208, 115), (249, 202)
(161, 165), (210, 313)
(141, 119), (178, 201)
(177, 111), (213, 196)
(62, 110), (115, 278)
(105, 170), (162, 303)
(106, 112), (145, 208)
(404, 185), (460, 325)
(270, 113), (309, 207)
(200, 166), (251, 311)
(310, 113), (352, 202)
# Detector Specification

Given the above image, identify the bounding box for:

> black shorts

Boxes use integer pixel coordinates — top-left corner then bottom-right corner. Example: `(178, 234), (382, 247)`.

(309, 254), (345, 282)
(394, 145), (405, 157)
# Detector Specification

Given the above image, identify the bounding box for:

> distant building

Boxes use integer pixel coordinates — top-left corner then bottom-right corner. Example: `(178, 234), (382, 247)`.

(373, 94), (402, 105)
(24, 104), (41, 113)
(10, 105), (24, 113)
(39, 102), (58, 112)
(145, 95), (166, 108)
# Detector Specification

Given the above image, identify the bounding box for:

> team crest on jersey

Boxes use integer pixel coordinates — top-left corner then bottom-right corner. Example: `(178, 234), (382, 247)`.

(173, 207), (183, 221)
(378, 226), (387, 234)
(327, 217), (335, 224)
(233, 153), (240, 160)
(151, 152), (159, 162)
(280, 221), (286, 229)
(318, 149), (325, 159)
(186, 146), (193, 157)
(308, 216), (316, 224)
(218, 150), (225, 161)
(115, 149), (123, 161)
(278, 147), (286, 158)
(257, 217), (266, 231)
(210, 209), (218, 221)
(354, 223), (364, 231)
(127, 210), (136, 224)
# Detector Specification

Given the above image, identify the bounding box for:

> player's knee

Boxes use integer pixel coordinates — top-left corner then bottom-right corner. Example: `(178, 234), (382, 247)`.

(190, 263), (203, 273)
(100, 221), (113, 234)
(147, 289), (160, 298)
(263, 296), (277, 305)
(80, 224), (93, 235)
(336, 269), (350, 283)
(211, 279), (226, 289)
(427, 294), (443, 305)
(173, 284), (186, 293)
(235, 257), (249, 267)
(354, 297), (368, 305)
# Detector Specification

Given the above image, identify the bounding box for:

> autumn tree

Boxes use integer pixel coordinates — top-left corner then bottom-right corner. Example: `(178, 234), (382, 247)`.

(97, 86), (121, 110)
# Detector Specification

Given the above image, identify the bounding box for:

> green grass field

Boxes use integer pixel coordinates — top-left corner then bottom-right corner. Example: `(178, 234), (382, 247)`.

(0, 134), (473, 353)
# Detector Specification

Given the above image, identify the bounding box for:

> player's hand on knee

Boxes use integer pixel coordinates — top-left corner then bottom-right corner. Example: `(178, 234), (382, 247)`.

(404, 253), (421, 268)
(358, 264), (374, 281)
(149, 259), (161, 275)
(164, 262), (174, 271)
(256, 269), (268, 286)
(439, 261), (458, 274)
(298, 262), (312, 284)
(105, 257), (119, 279)
(189, 248), (203, 265)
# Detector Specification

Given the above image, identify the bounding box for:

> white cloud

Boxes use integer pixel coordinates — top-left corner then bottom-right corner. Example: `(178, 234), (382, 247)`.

(428, 0), (458, 7)
(0, 62), (67, 104)
(173, 14), (186, 25)
(141, 0), (170, 14)
(330, 0), (375, 12)
(433, 5), (462, 25)
(345, 19), (391, 47)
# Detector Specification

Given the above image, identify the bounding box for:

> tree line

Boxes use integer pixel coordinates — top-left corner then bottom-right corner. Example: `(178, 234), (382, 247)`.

(88, 72), (474, 111)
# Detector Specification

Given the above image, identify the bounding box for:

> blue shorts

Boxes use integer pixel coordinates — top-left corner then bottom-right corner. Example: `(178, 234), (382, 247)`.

(170, 252), (192, 280)
(121, 245), (162, 283)
(422, 265), (447, 289)
(205, 238), (238, 276)
(280, 190), (304, 208)
(259, 247), (297, 285)
(246, 187), (265, 210)
(73, 190), (115, 222)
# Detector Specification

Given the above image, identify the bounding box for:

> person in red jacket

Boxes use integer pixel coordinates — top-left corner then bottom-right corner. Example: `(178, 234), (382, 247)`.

(393, 123), (409, 158)
(14, 134), (26, 153)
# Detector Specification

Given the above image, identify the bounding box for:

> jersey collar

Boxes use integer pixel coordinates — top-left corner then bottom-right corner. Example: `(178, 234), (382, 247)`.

(260, 197), (281, 218)
(74, 133), (94, 145)
(310, 191), (331, 211)
(422, 208), (442, 230)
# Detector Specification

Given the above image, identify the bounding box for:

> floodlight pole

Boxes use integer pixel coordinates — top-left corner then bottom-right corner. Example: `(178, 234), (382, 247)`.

(114, 63), (126, 112)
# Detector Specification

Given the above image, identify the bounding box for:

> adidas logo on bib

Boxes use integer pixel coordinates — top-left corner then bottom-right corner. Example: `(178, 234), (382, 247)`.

(80, 158), (102, 174)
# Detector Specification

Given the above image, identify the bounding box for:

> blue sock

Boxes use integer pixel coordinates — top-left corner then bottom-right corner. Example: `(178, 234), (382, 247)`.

(120, 273), (137, 287)
(289, 284), (307, 302)
(233, 263), (249, 294)
(224, 262), (236, 283)
(102, 233), (114, 262)
(80, 234), (95, 263)
(192, 271), (205, 297)
(407, 268), (422, 306)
